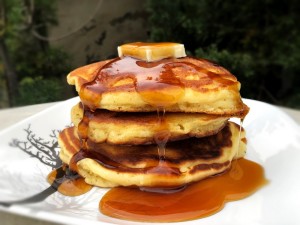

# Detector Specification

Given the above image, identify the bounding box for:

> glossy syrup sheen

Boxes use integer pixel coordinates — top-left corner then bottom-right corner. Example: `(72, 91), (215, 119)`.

(60, 123), (234, 176)
(99, 158), (267, 222)
(79, 56), (236, 109)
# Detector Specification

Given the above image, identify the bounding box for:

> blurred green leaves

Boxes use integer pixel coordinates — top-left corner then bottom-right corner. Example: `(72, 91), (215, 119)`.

(16, 76), (65, 105)
(0, 0), (71, 107)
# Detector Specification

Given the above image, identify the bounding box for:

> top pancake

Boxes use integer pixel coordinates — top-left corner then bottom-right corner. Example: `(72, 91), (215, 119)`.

(67, 56), (248, 116)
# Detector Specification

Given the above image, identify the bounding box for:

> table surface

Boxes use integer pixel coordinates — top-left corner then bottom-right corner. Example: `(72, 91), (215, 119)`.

(0, 100), (300, 225)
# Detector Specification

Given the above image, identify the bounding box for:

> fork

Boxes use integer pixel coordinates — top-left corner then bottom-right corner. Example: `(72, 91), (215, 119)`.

(0, 186), (57, 207)
(0, 166), (66, 207)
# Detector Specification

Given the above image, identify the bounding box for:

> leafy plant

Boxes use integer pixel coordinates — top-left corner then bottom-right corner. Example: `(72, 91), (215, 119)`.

(15, 76), (65, 105)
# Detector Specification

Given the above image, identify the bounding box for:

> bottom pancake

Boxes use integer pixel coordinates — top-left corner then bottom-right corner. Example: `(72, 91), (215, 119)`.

(58, 122), (246, 188)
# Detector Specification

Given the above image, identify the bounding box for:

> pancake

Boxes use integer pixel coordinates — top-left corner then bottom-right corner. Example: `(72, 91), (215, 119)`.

(71, 102), (229, 145)
(59, 122), (246, 188)
(67, 56), (248, 117)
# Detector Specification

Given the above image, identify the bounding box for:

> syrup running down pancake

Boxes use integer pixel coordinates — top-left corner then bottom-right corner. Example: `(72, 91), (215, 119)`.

(58, 122), (246, 188)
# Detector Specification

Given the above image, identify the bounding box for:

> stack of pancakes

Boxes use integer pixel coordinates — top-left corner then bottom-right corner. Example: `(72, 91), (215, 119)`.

(58, 43), (249, 188)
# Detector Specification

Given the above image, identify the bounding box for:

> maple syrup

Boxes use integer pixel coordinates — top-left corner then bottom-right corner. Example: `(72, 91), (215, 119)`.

(47, 165), (92, 197)
(79, 56), (236, 110)
(99, 158), (267, 222)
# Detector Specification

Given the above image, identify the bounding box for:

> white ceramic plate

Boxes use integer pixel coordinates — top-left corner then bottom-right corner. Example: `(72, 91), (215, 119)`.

(0, 97), (300, 225)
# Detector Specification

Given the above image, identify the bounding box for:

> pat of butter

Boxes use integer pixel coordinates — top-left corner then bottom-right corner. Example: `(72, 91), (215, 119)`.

(118, 42), (186, 62)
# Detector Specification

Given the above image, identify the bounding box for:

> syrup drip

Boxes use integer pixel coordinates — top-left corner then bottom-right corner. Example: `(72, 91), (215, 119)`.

(77, 104), (94, 151)
(147, 108), (180, 176)
(230, 118), (245, 176)
(236, 118), (244, 158)
(69, 104), (94, 173)
(47, 165), (92, 196)
(99, 158), (268, 222)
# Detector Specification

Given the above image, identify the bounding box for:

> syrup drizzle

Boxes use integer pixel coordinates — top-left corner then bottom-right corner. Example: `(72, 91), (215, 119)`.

(77, 104), (94, 151)
(79, 57), (237, 110)
(146, 108), (180, 176)
(229, 118), (245, 178)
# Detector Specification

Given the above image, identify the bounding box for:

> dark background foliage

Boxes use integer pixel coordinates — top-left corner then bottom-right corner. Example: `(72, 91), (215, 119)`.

(147, 0), (300, 108)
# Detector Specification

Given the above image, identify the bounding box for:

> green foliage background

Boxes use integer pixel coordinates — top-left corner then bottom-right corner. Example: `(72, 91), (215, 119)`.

(1, 0), (71, 107)
(147, 0), (300, 108)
